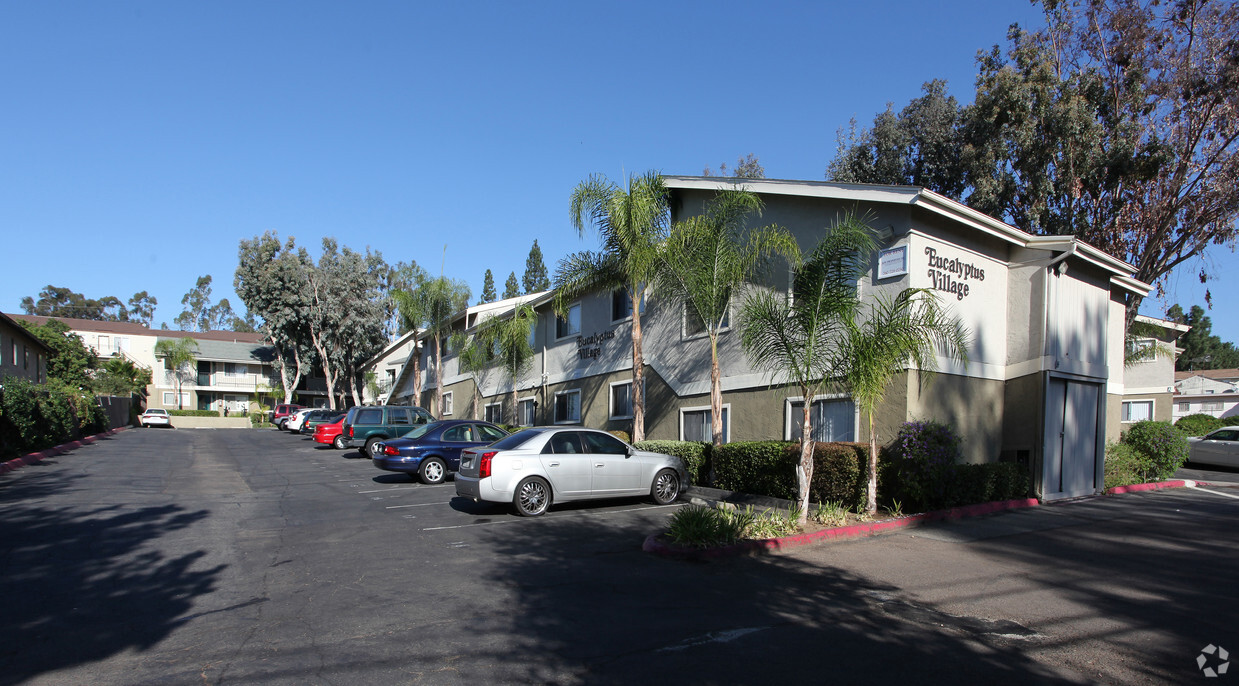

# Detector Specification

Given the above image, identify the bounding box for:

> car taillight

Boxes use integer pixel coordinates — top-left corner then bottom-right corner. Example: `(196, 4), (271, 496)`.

(382, 445), (399, 456)
(478, 451), (496, 479)
(346, 426), (353, 437)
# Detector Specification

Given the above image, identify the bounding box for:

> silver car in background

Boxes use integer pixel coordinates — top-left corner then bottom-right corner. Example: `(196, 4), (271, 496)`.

(455, 427), (686, 516)
(1187, 426), (1239, 468)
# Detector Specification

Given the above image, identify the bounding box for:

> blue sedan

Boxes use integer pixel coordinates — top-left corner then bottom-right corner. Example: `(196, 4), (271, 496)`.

(373, 420), (509, 484)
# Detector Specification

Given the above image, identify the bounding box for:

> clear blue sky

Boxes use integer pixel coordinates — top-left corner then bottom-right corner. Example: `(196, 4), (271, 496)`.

(2, 1), (1234, 343)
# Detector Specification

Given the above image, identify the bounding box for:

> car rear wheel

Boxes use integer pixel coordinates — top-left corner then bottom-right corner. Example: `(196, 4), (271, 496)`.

(651, 469), (681, 505)
(513, 477), (551, 517)
(419, 458), (447, 485)
(364, 437), (383, 458)
(332, 435), (346, 450)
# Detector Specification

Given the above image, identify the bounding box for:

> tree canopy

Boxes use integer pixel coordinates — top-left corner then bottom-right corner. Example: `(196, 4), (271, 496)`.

(522, 240), (550, 293)
(480, 269), (497, 304)
(19, 319), (96, 390)
(502, 272), (520, 299)
(1167, 304), (1239, 370)
(21, 285), (155, 324)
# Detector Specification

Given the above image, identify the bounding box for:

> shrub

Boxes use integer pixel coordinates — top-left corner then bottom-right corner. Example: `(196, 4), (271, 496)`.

(665, 503), (799, 548)
(1104, 441), (1152, 489)
(1175, 413), (1226, 437)
(883, 421), (963, 511)
(251, 413), (269, 427)
(169, 409), (223, 417)
(807, 442), (869, 512)
(946, 463), (1031, 505)
(1120, 420), (1189, 480)
(607, 429), (632, 444)
(634, 440), (710, 486)
(0, 376), (110, 457)
(713, 441), (798, 500)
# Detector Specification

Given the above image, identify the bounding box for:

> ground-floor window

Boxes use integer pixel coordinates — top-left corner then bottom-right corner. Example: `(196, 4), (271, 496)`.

(1121, 400), (1153, 422)
(1179, 401), (1192, 412)
(484, 402), (502, 424)
(682, 406), (729, 443)
(1203, 401), (1223, 412)
(518, 398), (536, 426)
(442, 391), (454, 416)
(554, 390), (581, 424)
(787, 397), (855, 442)
(163, 391), (190, 408)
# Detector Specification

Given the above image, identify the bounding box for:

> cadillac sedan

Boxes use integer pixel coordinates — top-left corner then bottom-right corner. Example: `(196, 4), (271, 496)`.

(1187, 426), (1239, 468)
(455, 427), (685, 516)
(373, 420), (508, 484)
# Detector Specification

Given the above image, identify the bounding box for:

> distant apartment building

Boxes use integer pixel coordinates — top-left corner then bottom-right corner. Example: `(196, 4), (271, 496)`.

(1174, 368), (1239, 422)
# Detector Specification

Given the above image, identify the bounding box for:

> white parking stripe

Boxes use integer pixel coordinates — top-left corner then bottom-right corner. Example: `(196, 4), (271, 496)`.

(420, 502), (685, 531)
(385, 502), (454, 509)
(1193, 486), (1239, 500)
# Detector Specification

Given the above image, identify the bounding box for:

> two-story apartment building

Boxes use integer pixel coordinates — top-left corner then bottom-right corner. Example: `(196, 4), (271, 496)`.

(391, 177), (1152, 501)
(1174, 368), (1239, 421)
(0, 311), (51, 385)
(1115, 315), (1190, 427)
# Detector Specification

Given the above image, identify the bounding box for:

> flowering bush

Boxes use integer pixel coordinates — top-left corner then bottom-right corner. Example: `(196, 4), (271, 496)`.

(883, 420), (963, 511)
(1120, 420), (1189, 481)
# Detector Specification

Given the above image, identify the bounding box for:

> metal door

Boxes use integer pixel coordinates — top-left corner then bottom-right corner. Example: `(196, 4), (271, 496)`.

(1043, 378), (1102, 500)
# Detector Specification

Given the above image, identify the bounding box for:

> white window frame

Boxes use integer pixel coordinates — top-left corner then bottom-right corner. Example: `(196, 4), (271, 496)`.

(1126, 338), (1157, 363)
(442, 391), (454, 416)
(783, 393), (858, 442)
(682, 299), (730, 341)
(517, 396), (537, 426)
(1179, 401), (1191, 412)
(162, 391), (190, 407)
(609, 380), (634, 420)
(555, 302), (582, 341)
(1203, 400), (1223, 412)
(484, 402), (503, 424)
(679, 404), (731, 443)
(1121, 399), (1154, 423)
(553, 389), (581, 424)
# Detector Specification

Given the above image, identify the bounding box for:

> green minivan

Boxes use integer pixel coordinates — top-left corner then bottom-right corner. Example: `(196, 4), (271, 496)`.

(342, 405), (434, 458)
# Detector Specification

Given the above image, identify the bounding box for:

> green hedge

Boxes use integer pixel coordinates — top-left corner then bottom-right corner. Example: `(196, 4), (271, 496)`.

(1174, 413), (1227, 437)
(714, 441), (798, 500)
(1119, 420), (1188, 480)
(1104, 441), (1151, 489)
(168, 409), (222, 417)
(634, 440), (711, 486)
(1, 376), (109, 458)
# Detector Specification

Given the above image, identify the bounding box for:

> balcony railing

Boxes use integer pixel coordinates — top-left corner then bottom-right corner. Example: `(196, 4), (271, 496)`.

(165, 370), (279, 391)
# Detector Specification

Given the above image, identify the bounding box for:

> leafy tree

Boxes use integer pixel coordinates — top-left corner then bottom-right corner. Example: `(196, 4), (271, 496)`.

(657, 189), (799, 448)
(523, 240), (551, 293)
(21, 285), (137, 322)
(703, 153), (766, 179)
(176, 275), (239, 332)
(19, 319), (96, 389)
(94, 357), (153, 397)
(829, 0), (1239, 322)
(502, 271), (520, 299)
(481, 302), (537, 421)
(480, 269), (497, 304)
(1167, 304), (1239, 370)
(154, 337), (198, 409)
(126, 291), (158, 326)
(235, 232), (315, 403)
(559, 170), (670, 441)
(454, 331), (493, 419)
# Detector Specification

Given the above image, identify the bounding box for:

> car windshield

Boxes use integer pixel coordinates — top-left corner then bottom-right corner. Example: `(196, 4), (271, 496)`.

(402, 421), (446, 440)
(489, 429), (542, 451)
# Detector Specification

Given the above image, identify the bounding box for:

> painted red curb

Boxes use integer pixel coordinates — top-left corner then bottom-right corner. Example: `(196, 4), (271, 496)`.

(1105, 480), (1188, 495)
(0, 426), (128, 476)
(644, 497), (1042, 560)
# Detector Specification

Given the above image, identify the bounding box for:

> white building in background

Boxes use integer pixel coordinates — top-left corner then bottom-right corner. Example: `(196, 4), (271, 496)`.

(1174, 368), (1239, 422)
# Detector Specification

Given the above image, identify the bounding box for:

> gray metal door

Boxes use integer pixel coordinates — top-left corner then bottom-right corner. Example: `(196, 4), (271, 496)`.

(1043, 378), (1101, 500)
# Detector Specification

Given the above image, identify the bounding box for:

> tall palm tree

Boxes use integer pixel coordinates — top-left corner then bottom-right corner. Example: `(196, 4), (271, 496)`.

(740, 216), (874, 522)
(489, 302), (537, 422)
(839, 289), (969, 514)
(558, 171), (670, 441)
(657, 188), (799, 448)
(393, 273), (469, 415)
(453, 331), (491, 419)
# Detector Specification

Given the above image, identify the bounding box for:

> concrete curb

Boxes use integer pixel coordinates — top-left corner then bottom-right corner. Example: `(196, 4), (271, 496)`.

(0, 426), (129, 476)
(646, 478), (1201, 560)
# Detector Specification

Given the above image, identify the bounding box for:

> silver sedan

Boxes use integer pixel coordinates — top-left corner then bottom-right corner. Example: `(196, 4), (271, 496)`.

(455, 427), (686, 516)
(1187, 426), (1239, 468)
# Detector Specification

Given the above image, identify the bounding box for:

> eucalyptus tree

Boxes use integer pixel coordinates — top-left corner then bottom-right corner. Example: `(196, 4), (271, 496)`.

(657, 188), (798, 447)
(838, 290), (969, 515)
(153, 337), (198, 410)
(235, 232), (314, 403)
(739, 216), (877, 521)
(558, 170), (670, 441)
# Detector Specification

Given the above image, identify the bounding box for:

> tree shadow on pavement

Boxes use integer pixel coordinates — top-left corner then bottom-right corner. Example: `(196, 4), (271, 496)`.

(0, 491), (222, 686)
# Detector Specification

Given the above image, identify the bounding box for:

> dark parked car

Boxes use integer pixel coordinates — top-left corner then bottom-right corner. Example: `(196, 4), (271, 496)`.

(341, 405), (434, 458)
(373, 420), (509, 484)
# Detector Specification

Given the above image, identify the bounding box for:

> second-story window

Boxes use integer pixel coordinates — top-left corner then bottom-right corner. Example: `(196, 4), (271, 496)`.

(556, 303), (581, 339)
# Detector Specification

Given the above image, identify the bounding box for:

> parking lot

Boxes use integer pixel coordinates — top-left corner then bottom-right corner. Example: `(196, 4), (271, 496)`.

(3, 427), (1239, 685)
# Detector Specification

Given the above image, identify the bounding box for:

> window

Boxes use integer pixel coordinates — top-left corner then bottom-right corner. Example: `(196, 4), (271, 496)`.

(610, 381), (633, 419)
(388, 409), (412, 425)
(788, 397), (855, 442)
(37, 354), (44, 383)
(683, 300), (729, 339)
(682, 406), (729, 443)
(582, 431), (628, 454)
(547, 432), (584, 454)
(442, 391), (454, 416)
(1121, 400), (1153, 422)
(518, 398), (537, 426)
(442, 425), (475, 442)
(477, 424), (507, 441)
(24, 345), (29, 369)
(611, 288), (646, 322)
(1203, 401), (1223, 412)
(1179, 401), (1191, 412)
(554, 390), (581, 423)
(484, 402), (503, 424)
(162, 392), (189, 407)
(11, 341), (17, 367)
(355, 408), (383, 425)
(1126, 338), (1156, 362)
(98, 335), (110, 354)
(556, 303), (581, 339)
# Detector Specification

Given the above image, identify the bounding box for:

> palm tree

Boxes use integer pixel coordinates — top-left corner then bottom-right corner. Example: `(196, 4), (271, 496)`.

(489, 302), (537, 422)
(558, 171), (670, 441)
(839, 289), (969, 514)
(154, 337), (198, 410)
(393, 273), (470, 416)
(454, 331), (492, 419)
(657, 188), (799, 448)
(739, 216), (874, 522)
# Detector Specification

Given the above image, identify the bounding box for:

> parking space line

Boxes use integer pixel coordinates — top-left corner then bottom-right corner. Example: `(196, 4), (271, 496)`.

(1193, 486), (1239, 500)
(420, 502), (685, 531)
(386, 502), (455, 509)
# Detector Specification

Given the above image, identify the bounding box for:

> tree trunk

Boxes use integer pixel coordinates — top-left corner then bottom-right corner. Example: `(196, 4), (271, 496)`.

(411, 329), (423, 403)
(433, 333), (443, 418)
(797, 400), (813, 525)
(866, 410), (879, 515)
(710, 333), (723, 446)
(312, 337), (338, 411)
(631, 293), (646, 442)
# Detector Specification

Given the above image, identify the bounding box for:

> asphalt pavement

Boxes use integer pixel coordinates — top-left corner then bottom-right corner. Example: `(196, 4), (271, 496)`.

(1, 428), (1235, 685)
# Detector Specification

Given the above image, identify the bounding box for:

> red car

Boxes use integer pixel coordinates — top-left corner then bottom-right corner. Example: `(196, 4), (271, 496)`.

(314, 416), (347, 449)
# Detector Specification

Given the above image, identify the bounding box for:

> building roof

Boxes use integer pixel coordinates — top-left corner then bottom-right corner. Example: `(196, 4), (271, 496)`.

(0, 311), (54, 353)
(662, 176), (1151, 296)
(156, 335), (276, 363)
(1175, 368), (1239, 382)
(8, 314), (266, 343)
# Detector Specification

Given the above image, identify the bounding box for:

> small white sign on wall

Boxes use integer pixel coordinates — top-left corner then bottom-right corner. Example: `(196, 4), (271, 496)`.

(877, 245), (908, 279)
